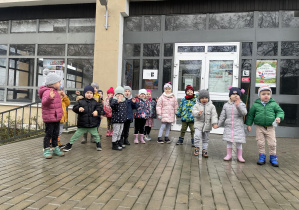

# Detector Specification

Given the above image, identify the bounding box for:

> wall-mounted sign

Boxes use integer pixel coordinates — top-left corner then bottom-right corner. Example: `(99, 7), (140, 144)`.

(256, 60), (277, 87)
(143, 69), (158, 80)
(241, 77), (250, 83)
(43, 59), (64, 86)
(242, 70), (250, 77)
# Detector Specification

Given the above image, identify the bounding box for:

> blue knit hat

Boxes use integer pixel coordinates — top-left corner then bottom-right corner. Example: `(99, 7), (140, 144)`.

(83, 85), (94, 96)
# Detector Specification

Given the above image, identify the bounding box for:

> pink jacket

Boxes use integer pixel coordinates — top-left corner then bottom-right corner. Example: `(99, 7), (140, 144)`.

(156, 93), (178, 123)
(103, 96), (112, 118)
(38, 86), (63, 123)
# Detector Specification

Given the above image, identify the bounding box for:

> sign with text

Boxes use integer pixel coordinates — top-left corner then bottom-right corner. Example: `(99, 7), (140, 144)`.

(256, 60), (277, 87)
(241, 77), (250, 83)
(143, 69), (158, 80)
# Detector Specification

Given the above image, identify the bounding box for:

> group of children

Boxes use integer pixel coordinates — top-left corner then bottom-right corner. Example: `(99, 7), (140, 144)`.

(39, 71), (285, 167)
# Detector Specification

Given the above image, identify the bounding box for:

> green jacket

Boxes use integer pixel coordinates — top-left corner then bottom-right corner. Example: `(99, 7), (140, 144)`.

(246, 98), (284, 127)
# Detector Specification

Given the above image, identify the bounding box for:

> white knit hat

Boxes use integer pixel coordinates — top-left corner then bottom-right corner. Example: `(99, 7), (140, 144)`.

(258, 86), (272, 98)
(44, 69), (61, 86)
(138, 89), (147, 96)
(164, 82), (172, 90)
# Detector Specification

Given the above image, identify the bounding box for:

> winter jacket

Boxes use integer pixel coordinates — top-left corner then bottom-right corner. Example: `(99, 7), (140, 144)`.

(60, 96), (71, 123)
(73, 98), (102, 128)
(192, 100), (218, 131)
(125, 98), (137, 122)
(148, 99), (157, 118)
(38, 86), (63, 123)
(156, 93), (178, 123)
(218, 100), (247, 143)
(104, 97), (112, 118)
(135, 98), (150, 119)
(110, 97), (127, 123)
(246, 98), (284, 127)
(176, 97), (197, 122)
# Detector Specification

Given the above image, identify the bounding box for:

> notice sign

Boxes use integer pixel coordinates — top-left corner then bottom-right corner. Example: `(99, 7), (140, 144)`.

(143, 69), (158, 80)
(43, 59), (65, 86)
(256, 60), (277, 87)
(241, 77), (250, 83)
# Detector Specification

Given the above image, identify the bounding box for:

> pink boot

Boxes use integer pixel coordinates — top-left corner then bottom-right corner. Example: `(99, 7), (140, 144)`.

(139, 134), (146, 144)
(134, 134), (139, 144)
(224, 148), (232, 161)
(109, 130), (113, 137)
(237, 149), (245, 163)
(106, 130), (110, 137)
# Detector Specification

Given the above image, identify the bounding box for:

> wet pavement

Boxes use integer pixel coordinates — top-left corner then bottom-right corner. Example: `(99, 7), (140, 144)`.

(0, 128), (299, 210)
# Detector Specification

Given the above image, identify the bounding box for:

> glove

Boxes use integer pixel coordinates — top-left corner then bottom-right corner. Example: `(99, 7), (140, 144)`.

(158, 115), (162, 120)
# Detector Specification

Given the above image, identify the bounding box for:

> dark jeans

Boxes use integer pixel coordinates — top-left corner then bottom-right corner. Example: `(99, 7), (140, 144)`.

(134, 118), (146, 134)
(121, 119), (131, 140)
(44, 121), (60, 148)
(144, 126), (152, 135)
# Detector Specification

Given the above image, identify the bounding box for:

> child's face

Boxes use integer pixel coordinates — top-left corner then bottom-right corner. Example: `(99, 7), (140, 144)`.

(200, 97), (209, 105)
(107, 93), (113, 98)
(186, 89), (193, 96)
(164, 87), (172, 94)
(115, 93), (123, 98)
(140, 93), (146, 99)
(124, 89), (131, 97)
(146, 92), (151, 99)
(52, 81), (61, 90)
(98, 92), (103, 98)
(85, 91), (94, 99)
(93, 87), (98, 93)
(230, 91), (240, 102)
(58, 89), (63, 96)
(260, 90), (271, 102)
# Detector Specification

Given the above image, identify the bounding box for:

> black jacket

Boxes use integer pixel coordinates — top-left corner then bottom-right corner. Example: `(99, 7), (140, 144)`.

(73, 98), (102, 128)
(110, 97), (127, 123)
(125, 98), (137, 122)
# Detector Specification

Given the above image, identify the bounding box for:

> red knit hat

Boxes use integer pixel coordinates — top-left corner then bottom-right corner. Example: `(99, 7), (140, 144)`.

(107, 87), (114, 95)
(185, 85), (194, 93)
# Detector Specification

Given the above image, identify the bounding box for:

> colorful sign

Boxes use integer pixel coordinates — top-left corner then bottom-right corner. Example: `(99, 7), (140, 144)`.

(256, 60), (277, 87)
(241, 77), (250, 83)
(43, 59), (65, 86)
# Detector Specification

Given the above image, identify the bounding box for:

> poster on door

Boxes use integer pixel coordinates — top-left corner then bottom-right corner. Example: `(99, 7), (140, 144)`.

(42, 60), (64, 86)
(256, 60), (277, 87)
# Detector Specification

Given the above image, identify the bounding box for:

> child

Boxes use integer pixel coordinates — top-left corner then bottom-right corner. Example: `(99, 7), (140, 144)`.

(144, 89), (157, 141)
(134, 89), (150, 144)
(156, 82), (178, 144)
(38, 72), (65, 159)
(110, 86), (127, 150)
(104, 87), (114, 137)
(57, 85), (70, 148)
(120, 86), (137, 146)
(191, 89), (218, 157)
(176, 85), (197, 146)
(246, 86), (284, 167)
(218, 86), (247, 162)
(63, 85), (102, 152)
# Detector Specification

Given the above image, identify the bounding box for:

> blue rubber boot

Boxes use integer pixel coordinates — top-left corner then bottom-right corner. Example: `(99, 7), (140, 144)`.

(176, 137), (184, 145)
(270, 155), (279, 167)
(257, 154), (266, 165)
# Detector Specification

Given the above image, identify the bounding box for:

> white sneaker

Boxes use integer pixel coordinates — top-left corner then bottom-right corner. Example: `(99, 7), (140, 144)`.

(147, 135), (151, 141)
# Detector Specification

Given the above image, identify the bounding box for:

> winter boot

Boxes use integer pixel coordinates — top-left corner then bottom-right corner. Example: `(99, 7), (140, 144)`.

(144, 135), (149, 141)
(139, 134), (146, 144)
(109, 130), (113, 137)
(63, 143), (72, 152)
(53, 146), (65, 157)
(237, 149), (245, 163)
(43, 148), (52, 159)
(257, 154), (266, 165)
(164, 136), (171, 144)
(112, 142), (122, 150)
(157, 137), (164, 144)
(106, 130), (110, 137)
(81, 133), (87, 144)
(270, 155), (279, 167)
(96, 142), (102, 151)
(202, 150), (208, 158)
(223, 148), (232, 161)
(134, 134), (139, 144)
(191, 139), (195, 147)
(176, 137), (184, 145)
(124, 138), (130, 145)
(119, 138), (126, 148)
(194, 147), (200, 156)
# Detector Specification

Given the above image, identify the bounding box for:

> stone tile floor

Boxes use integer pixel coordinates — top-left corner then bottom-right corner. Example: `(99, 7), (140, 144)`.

(0, 128), (299, 210)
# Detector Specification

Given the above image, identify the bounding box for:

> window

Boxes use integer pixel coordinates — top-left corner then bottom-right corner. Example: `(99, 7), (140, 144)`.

(164, 44), (173, 57)
(281, 42), (299, 56)
(242, 42), (253, 56)
(142, 59), (159, 90)
(124, 60), (140, 90)
(68, 44), (94, 56)
(8, 58), (34, 87)
(9, 44), (35, 56)
(178, 46), (205, 53)
(280, 59), (299, 95)
(0, 45), (8, 56)
(209, 12), (254, 29)
(7, 88), (33, 102)
(144, 16), (161, 31)
(125, 17), (142, 32)
(0, 21), (9, 34)
(143, 44), (160, 57)
(124, 44), (141, 57)
(0, 59), (7, 86)
(257, 42), (278, 56)
(258, 12), (279, 28)
(38, 45), (65, 56)
(166, 15), (206, 31)
(208, 46), (236, 52)
(279, 104), (299, 127)
(39, 19), (67, 33)
(67, 59), (93, 89)
(69, 18), (95, 33)
(282, 11), (299, 28)
(163, 59), (172, 91)
(11, 20), (37, 33)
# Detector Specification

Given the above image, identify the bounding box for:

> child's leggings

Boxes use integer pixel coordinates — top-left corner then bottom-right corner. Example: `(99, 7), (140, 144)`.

(107, 117), (113, 130)
(227, 142), (242, 149)
(59, 123), (64, 136)
(112, 123), (124, 142)
(180, 122), (195, 139)
(158, 122), (171, 137)
(44, 121), (60, 148)
(134, 118), (146, 134)
(70, 127), (100, 144)
(194, 129), (209, 150)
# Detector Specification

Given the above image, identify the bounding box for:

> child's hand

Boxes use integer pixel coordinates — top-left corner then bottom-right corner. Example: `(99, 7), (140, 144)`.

(157, 115), (162, 120)
(275, 117), (281, 123)
(247, 126), (251, 132)
(75, 90), (80, 95)
(132, 98), (136, 103)
(155, 97), (159, 102)
(198, 110), (203, 115)
(141, 113), (145, 118)
(49, 89), (56, 99)
(118, 94), (123, 103)
(93, 110), (98, 117)
(235, 97), (241, 106)
(212, 124), (218, 129)
(79, 107), (84, 112)
(60, 91), (66, 97)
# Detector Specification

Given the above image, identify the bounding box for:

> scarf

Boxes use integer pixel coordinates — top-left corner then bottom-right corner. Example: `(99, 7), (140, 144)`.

(163, 92), (174, 98)
(185, 94), (194, 100)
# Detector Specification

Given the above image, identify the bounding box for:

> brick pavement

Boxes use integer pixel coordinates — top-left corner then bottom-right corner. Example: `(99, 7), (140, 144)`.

(0, 128), (299, 210)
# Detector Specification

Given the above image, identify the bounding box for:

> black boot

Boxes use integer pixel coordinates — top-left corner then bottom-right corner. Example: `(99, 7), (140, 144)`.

(119, 139), (125, 148)
(112, 142), (122, 151)
(124, 138), (130, 145)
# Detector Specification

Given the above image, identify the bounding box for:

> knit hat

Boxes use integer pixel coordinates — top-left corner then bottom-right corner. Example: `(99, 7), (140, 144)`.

(164, 82), (172, 90)
(98, 90), (103, 94)
(91, 82), (99, 89)
(139, 89), (147, 96)
(44, 69), (61, 86)
(229, 86), (245, 97)
(198, 89), (209, 100)
(146, 89), (152, 101)
(114, 86), (125, 96)
(107, 87), (114, 95)
(258, 86), (272, 98)
(124, 86), (132, 92)
(185, 85), (194, 93)
(83, 85), (94, 96)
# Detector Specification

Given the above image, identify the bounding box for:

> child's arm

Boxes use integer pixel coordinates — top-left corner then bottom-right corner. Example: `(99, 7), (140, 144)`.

(97, 100), (105, 116)
(245, 105), (256, 126)
(211, 105), (218, 127)
(72, 101), (81, 114)
(235, 102), (247, 117)
(131, 98), (138, 109)
(42, 89), (55, 106)
(174, 97), (179, 114)
(176, 100), (183, 117)
(156, 97), (162, 116)
(109, 97), (118, 109)
(218, 105), (227, 127)
(274, 103), (285, 123)
(191, 104), (202, 118)
(62, 96), (71, 107)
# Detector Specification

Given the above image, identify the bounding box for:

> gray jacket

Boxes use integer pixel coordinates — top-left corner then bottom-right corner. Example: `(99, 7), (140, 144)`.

(192, 101), (218, 132)
(218, 100), (247, 143)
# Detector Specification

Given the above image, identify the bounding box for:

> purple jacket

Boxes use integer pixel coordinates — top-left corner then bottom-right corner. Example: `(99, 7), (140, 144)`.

(38, 86), (63, 123)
